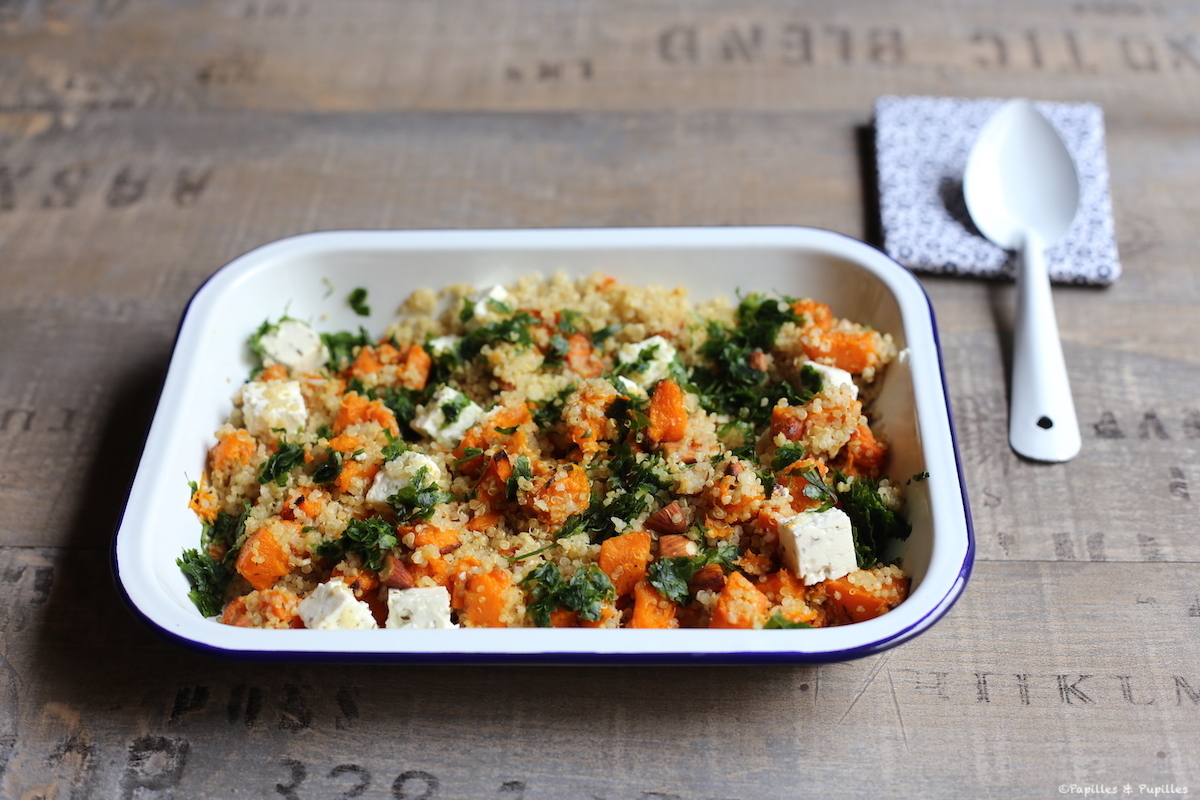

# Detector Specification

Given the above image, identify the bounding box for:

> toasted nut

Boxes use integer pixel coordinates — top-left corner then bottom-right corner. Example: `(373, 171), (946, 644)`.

(658, 534), (699, 559)
(748, 349), (770, 372)
(688, 563), (726, 593)
(380, 554), (415, 589)
(645, 501), (687, 534)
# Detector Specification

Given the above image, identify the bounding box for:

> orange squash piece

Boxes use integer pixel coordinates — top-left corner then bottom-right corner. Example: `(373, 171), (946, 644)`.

(646, 378), (688, 444)
(221, 597), (252, 627)
(597, 532), (652, 594)
(793, 299), (833, 332)
(210, 429), (257, 472)
(524, 464), (590, 527)
(453, 402), (532, 476)
(821, 330), (878, 375)
(411, 524), (460, 554)
(598, 530), (652, 597)
(397, 344), (431, 390)
(836, 424), (887, 478)
(235, 524), (295, 591)
(822, 571), (910, 623)
(565, 332), (604, 378)
(333, 392), (399, 436)
(348, 345), (384, 379)
(629, 580), (678, 629)
(461, 568), (513, 628)
(709, 571), (770, 629)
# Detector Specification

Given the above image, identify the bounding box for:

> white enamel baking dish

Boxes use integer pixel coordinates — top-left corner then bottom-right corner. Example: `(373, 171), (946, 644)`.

(113, 226), (974, 663)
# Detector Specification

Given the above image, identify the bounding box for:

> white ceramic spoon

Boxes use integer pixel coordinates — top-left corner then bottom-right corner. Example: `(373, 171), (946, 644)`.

(963, 98), (1082, 463)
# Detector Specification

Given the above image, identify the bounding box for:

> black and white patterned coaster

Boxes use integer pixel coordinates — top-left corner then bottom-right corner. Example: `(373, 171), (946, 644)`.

(874, 95), (1121, 286)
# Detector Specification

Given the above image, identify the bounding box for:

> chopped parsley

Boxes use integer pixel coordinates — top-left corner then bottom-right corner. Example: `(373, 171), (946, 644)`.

(838, 476), (911, 568)
(797, 468), (838, 512)
(532, 385), (575, 430)
(459, 311), (538, 361)
(558, 309), (584, 334)
(381, 429), (409, 461)
(646, 544), (740, 604)
(554, 396), (671, 544)
(772, 442), (808, 472)
(311, 448), (344, 485)
(316, 517), (397, 572)
(178, 499), (250, 617)
(506, 455), (533, 503)
(248, 319), (279, 366)
(321, 327), (372, 372)
(454, 446), (484, 468)
(439, 392), (471, 424)
(348, 287), (371, 317)
(544, 333), (571, 366)
(520, 562), (614, 627)
(764, 614), (813, 629)
(691, 293), (823, 426)
(258, 440), (306, 487)
(177, 549), (230, 618)
(387, 466), (453, 524)
(591, 324), (621, 345)
(360, 383), (430, 440)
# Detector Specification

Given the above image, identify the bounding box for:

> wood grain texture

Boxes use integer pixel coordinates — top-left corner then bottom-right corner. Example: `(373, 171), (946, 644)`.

(1, 0), (1198, 796)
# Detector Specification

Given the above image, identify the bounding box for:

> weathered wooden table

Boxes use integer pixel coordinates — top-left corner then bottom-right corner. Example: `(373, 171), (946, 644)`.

(2, 1), (1197, 797)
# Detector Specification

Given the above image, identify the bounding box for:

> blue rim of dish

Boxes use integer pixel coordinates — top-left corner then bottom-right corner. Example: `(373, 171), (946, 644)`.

(110, 225), (975, 664)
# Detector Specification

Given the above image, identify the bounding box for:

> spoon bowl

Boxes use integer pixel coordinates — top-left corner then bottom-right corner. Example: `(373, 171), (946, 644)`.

(964, 98), (1082, 463)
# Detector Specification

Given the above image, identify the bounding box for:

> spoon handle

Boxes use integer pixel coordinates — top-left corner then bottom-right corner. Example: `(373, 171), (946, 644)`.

(1009, 234), (1082, 462)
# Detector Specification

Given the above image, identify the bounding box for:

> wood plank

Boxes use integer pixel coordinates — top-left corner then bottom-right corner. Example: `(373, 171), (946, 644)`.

(1, 552), (1197, 797)
(2, 0), (1200, 796)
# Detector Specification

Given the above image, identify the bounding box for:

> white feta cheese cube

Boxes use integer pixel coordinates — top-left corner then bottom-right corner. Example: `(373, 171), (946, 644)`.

(615, 335), (677, 388)
(411, 385), (485, 448)
(385, 586), (457, 629)
(258, 319), (329, 374)
(298, 581), (378, 630)
(777, 507), (858, 586)
(466, 284), (511, 326)
(366, 450), (444, 507)
(427, 335), (461, 359)
(241, 380), (308, 439)
(804, 361), (858, 400)
(615, 375), (647, 399)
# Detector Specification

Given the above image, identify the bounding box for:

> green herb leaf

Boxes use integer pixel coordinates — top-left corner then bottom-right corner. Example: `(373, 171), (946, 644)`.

(177, 549), (231, 617)
(440, 392), (471, 425)
(839, 477), (911, 569)
(459, 311), (538, 361)
(772, 442), (808, 471)
(559, 309), (583, 335)
(520, 562), (614, 627)
(764, 614), (813, 629)
(591, 324), (621, 345)
(348, 287), (371, 317)
(646, 544), (739, 604)
(248, 319), (280, 366)
(316, 517), (398, 572)
(387, 466), (453, 524)
(258, 441), (306, 487)
(381, 429), (409, 461)
(311, 448), (344, 485)
(544, 333), (571, 366)
(506, 454), (533, 503)
(691, 293), (814, 426)
(321, 327), (372, 372)
(454, 446), (484, 467)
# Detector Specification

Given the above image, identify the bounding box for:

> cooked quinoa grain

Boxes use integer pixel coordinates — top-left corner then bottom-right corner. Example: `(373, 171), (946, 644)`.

(178, 274), (914, 630)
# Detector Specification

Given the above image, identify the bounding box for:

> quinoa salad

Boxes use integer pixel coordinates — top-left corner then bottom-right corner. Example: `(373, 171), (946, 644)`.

(179, 273), (916, 630)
